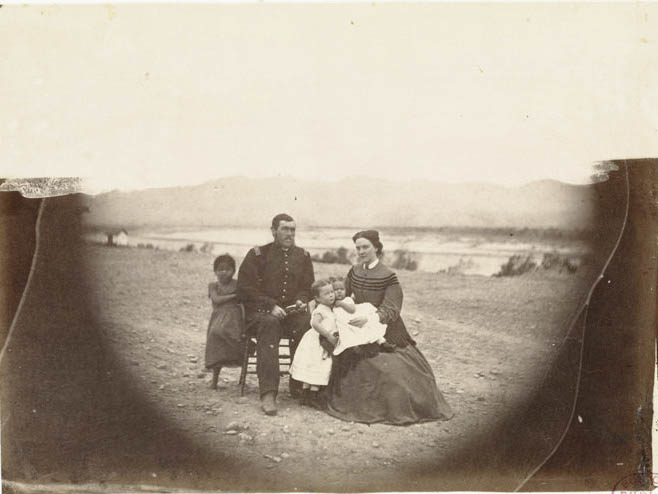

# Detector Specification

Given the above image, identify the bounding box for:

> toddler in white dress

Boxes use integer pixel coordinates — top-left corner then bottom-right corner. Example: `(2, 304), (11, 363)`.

(289, 279), (338, 408)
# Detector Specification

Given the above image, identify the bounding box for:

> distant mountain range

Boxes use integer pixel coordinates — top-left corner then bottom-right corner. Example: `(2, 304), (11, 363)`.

(82, 176), (596, 230)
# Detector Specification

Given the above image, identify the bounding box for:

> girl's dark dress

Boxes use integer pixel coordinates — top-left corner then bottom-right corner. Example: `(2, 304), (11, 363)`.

(205, 279), (244, 369)
(325, 262), (453, 425)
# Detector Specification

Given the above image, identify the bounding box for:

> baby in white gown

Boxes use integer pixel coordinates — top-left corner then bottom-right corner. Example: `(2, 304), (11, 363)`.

(330, 278), (388, 355)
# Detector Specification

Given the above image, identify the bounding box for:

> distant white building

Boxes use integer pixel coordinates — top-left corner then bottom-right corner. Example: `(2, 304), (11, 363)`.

(106, 229), (129, 246)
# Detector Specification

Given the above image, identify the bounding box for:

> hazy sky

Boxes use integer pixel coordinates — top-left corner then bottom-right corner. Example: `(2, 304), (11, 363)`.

(2, 3), (657, 193)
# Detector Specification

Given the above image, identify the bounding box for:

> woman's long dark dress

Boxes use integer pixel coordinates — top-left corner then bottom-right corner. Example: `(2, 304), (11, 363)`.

(325, 262), (453, 425)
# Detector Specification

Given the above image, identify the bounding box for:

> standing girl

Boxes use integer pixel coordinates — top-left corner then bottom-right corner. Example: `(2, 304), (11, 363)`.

(205, 254), (244, 390)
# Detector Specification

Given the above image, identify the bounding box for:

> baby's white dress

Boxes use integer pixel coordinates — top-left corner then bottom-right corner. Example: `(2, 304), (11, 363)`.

(333, 297), (387, 355)
(289, 304), (334, 386)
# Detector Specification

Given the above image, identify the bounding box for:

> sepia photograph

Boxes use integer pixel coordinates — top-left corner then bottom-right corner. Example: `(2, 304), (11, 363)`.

(1, 3), (657, 493)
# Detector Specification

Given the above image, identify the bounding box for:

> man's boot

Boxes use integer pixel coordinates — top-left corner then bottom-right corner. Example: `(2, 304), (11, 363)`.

(261, 391), (277, 416)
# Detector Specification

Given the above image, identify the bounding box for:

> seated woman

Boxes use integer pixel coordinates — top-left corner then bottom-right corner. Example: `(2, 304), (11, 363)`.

(325, 230), (454, 425)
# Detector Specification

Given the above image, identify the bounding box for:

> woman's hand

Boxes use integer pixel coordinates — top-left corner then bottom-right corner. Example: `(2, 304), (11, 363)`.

(348, 315), (368, 328)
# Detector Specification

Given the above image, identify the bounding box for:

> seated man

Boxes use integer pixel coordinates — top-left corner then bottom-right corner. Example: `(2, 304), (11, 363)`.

(237, 213), (314, 415)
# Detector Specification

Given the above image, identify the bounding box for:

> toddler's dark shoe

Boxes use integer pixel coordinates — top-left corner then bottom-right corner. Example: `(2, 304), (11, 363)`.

(307, 390), (326, 411)
(379, 342), (396, 353)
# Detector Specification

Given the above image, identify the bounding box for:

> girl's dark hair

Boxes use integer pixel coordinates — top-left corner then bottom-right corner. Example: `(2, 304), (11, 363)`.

(311, 278), (333, 298)
(213, 254), (236, 273)
(352, 230), (384, 256)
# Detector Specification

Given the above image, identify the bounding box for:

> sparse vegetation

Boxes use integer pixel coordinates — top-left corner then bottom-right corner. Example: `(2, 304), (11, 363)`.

(494, 255), (537, 277)
(311, 247), (352, 265)
(389, 249), (419, 271)
(541, 251), (581, 274)
(180, 243), (197, 253)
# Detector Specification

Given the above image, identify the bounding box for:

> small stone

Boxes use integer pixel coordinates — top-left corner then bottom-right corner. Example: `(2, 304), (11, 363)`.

(372, 441), (380, 448)
(238, 433), (254, 442)
(327, 429), (335, 435)
(156, 363), (167, 370)
(341, 426), (351, 432)
(224, 430), (238, 435)
(225, 421), (243, 431)
(477, 396), (486, 402)
(158, 385), (165, 390)
(177, 403), (185, 408)
(411, 330), (420, 336)
(281, 453), (290, 459)
(197, 373), (205, 379)
(489, 370), (501, 376)
(264, 454), (282, 463)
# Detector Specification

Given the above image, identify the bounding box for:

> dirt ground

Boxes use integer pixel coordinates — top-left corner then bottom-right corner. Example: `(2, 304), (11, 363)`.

(86, 244), (593, 491)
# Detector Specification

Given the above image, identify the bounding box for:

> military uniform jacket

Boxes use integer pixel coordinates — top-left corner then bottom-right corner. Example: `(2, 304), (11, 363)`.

(237, 242), (315, 313)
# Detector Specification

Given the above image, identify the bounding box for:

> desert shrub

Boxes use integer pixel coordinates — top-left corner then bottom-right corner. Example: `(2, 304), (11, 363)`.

(494, 255), (536, 277)
(137, 243), (156, 250)
(441, 257), (477, 275)
(390, 249), (418, 271)
(200, 242), (214, 254)
(180, 243), (197, 253)
(541, 251), (581, 274)
(311, 247), (352, 265)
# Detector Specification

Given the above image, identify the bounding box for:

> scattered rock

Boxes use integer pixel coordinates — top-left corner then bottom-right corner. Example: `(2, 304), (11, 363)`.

(197, 373), (206, 379)
(489, 370), (501, 376)
(238, 433), (254, 443)
(372, 442), (380, 448)
(281, 453), (290, 459)
(158, 385), (166, 390)
(225, 421), (249, 432)
(176, 403), (185, 408)
(156, 363), (167, 370)
(224, 430), (239, 436)
(477, 396), (486, 402)
(327, 429), (335, 435)
(341, 426), (351, 432)
(264, 454), (282, 463)
(411, 330), (420, 337)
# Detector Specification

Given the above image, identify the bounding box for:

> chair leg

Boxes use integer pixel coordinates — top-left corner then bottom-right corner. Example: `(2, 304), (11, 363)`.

(239, 338), (251, 397)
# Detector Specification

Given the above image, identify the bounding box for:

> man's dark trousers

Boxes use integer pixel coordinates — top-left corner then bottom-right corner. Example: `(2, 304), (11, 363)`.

(246, 310), (311, 397)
